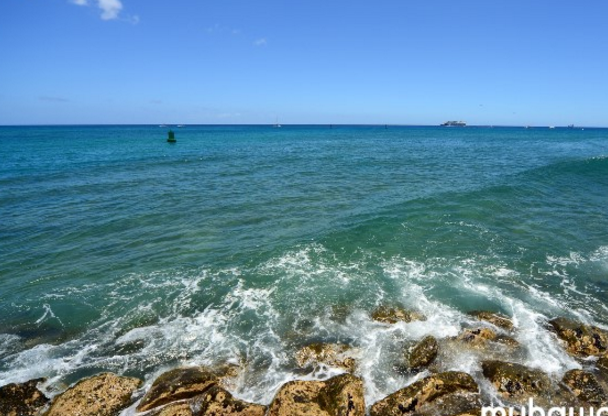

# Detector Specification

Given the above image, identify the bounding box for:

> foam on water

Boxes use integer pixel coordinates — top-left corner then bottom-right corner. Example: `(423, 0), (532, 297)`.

(0, 241), (606, 409)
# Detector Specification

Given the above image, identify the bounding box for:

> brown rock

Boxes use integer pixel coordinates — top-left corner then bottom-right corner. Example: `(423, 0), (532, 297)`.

(468, 311), (514, 331)
(408, 336), (438, 370)
(371, 306), (425, 324)
(0, 378), (49, 416)
(458, 328), (497, 346)
(191, 385), (266, 416)
(481, 360), (551, 400)
(562, 369), (608, 406)
(45, 373), (141, 416)
(137, 367), (218, 412)
(369, 371), (479, 416)
(549, 317), (608, 357)
(295, 343), (357, 373)
(149, 385), (267, 416)
(268, 373), (365, 416)
(151, 403), (194, 416)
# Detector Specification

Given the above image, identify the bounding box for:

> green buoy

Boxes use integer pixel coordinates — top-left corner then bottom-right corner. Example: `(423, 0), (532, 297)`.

(167, 130), (176, 143)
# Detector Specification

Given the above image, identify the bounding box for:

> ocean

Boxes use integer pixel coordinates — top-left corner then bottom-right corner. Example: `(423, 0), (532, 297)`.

(1, 125), (607, 408)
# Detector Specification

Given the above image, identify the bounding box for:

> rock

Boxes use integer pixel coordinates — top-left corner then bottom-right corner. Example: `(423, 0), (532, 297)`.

(408, 336), (438, 370)
(456, 328), (519, 350)
(295, 343), (357, 373)
(549, 317), (608, 357)
(149, 385), (267, 416)
(150, 403), (194, 416)
(494, 335), (520, 348)
(481, 360), (551, 400)
(190, 385), (267, 416)
(137, 367), (218, 413)
(45, 373), (141, 416)
(468, 311), (514, 331)
(371, 306), (425, 324)
(0, 378), (49, 416)
(458, 328), (497, 347)
(369, 371), (479, 416)
(562, 370), (608, 406)
(268, 373), (365, 416)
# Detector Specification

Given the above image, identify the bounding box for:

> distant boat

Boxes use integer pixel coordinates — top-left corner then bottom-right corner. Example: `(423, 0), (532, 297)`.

(167, 130), (176, 143)
(441, 121), (466, 127)
(177, 124), (184, 128)
(273, 117), (281, 128)
(549, 126), (555, 129)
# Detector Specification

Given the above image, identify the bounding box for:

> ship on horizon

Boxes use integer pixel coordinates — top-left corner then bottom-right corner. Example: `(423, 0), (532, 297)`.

(441, 120), (466, 127)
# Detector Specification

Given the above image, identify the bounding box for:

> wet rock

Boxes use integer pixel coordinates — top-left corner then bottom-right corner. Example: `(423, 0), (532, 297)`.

(371, 306), (425, 324)
(494, 335), (520, 348)
(149, 385), (267, 416)
(468, 311), (514, 331)
(150, 402), (194, 416)
(562, 369), (608, 406)
(0, 378), (49, 416)
(190, 385), (267, 416)
(549, 317), (608, 357)
(408, 336), (438, 370)
(369, 371), (480, 416)
(295, 343), (357, 373)
(268, 373), (365, 416)
(137, 367), (218, 412)
(481, 360), (551, 400)
(458, 328), (497, 346)
(45, 373), (141, 416)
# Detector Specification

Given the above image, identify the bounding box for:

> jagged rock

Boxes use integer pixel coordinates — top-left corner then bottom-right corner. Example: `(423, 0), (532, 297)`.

(369, 371), (480, 416)
(549, 317), (608, 357)
(149, 385), (267, 416)
(0, 378), (49, 416)
(468, 311), (514, 331)
(494, 335), (520, 348)
(458, 328), (497, 347)
(137, 367), (218, 412)
(190, 385), (266, 416)
(268, 373), (365, 416)
(151, 403), (194, 416)
(295, 343), (357, 373)
(562, 369), (608, 406)
(481, 360), (551, 400)
(371, 306), (425, 324)
(45, 373), (141, 416)
(408, 336), (438, 370)
(456, 328), (519, 350)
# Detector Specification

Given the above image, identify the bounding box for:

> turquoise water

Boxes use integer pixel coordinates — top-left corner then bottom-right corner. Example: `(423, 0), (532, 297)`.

(1, 125), (608, 405)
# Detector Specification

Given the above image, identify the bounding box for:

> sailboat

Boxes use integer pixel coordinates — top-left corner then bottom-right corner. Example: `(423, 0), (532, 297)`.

(273, 117), (281, 128)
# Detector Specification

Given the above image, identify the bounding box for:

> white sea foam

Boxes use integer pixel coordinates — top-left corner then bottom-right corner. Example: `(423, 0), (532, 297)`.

(2, 243), (606, 411)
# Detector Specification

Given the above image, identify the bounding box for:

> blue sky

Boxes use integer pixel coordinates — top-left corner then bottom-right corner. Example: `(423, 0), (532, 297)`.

(1, 1), (607, 126)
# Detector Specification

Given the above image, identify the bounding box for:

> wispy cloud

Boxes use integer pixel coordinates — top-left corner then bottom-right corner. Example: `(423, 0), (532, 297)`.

(206, 24), (241, 35)
(69, 0), (123, 20)
(253, 38), (267, 47)
(39, 96), (70, 103)
(98, 0), (122, 20)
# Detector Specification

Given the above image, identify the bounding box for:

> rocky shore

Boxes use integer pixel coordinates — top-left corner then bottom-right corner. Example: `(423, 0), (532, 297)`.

(3, 309), (608, 416)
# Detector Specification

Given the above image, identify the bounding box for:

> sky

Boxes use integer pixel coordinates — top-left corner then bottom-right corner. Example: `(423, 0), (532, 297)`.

(1, 0), (607, 126)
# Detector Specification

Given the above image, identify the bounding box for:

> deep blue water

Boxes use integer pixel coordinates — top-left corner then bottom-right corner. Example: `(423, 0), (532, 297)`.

(1, 125), (607, 406)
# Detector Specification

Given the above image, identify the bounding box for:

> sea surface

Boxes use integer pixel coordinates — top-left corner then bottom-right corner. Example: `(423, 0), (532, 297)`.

(1, 125), (608, 409)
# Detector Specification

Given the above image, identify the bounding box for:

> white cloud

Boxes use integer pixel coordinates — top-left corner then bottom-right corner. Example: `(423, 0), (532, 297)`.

(98, 0), (123, 20)
(70, 0), (123, 20)
(253, 38), (267, 47)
